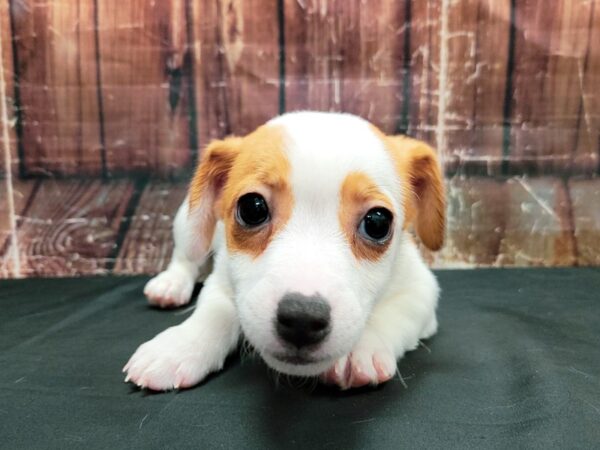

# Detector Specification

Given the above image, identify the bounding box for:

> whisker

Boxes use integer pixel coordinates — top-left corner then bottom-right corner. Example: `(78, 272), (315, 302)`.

(396, 367), (408, 389)
(418, 340), (432, 353)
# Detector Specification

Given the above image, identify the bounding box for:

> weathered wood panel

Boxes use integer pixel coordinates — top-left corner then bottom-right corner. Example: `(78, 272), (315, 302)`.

(408, 0), (441, 149)
(0, 0), (18, 177)
(10, 180), (134, 276)
(509, 0), (594, 174)
(97, 0), (193, 176)
(0, 180), (36, 250)
(284, 0), (408, 133)
(438, 177), (508, 266)
(497, 178), (576, 266)
(190, 0), (280, 144)
(410, 0), (510, 173)
(10, 0), (103, 176)
(0, 0), (18, 278)
(113, 181), (187, 274)
(448, 0), (510, 175)
(394, 175), (583, 269)
(573, 0), (600, 175)
(438, 0), (479, 173)
(0, 180), (36, 277)
(3, 175), (600, 278)
(568, 179), (600, 266)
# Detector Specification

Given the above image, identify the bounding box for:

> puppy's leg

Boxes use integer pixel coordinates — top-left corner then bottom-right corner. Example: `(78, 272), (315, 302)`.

(144, 198), (208, 308)
(124, 257), (239, 391)
(323, 246), (439, 389)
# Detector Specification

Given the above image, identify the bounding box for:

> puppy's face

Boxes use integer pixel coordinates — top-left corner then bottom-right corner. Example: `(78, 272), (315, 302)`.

(188, 112), (444, 376)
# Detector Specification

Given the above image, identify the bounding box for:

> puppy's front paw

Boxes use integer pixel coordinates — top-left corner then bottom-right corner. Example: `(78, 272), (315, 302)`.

(123, 325), (221, 391)
(320, 335), (396, 389)
(144, 268), (195, 308)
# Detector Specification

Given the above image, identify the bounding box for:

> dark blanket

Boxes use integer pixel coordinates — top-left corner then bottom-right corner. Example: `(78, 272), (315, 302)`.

(1, 269), (599, 449)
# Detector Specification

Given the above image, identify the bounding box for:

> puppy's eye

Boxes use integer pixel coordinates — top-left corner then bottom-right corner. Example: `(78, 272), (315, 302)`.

(358, 208), (393, 242)
(237, 193), (270, 227)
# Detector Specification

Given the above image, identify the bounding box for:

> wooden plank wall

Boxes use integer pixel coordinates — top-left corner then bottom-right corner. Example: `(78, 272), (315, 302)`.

(1, 0), (599, 277)
(2, 0), (599, 177)
(10, 0), (103, 176)
(284, 0), (408, 132)
(98, 0), (193, 176)
(190, 0), (280, 143)
(0, 0), (17, 177)
(509, 0), (596, 174)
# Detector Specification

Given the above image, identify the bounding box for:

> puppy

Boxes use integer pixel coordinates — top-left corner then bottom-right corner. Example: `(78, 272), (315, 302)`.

(123, 111), (445, 391)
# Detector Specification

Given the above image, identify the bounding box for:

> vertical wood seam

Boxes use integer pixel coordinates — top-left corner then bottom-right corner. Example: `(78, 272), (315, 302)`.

(215, 0), (231, 137)
(0, 1), (20, 276)
(468, 0), (482, 177)
(92, 0), (108, 179)
(184, 0), (199, 167)
(397, 0), (412, 135)
(106, 177), (148, 272)
(277, 0), (286, 114)
(436, 0), (449, 165)
(563, 178), (579, 265)
(501, 0), (516, 176)
(7, 0), (25, 178)
(568, 1), (600, 174)
(570, 0), (595, 177)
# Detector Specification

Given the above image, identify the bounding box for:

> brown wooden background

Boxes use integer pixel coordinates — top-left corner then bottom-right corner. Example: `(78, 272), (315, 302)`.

(1, 0), (599, 278)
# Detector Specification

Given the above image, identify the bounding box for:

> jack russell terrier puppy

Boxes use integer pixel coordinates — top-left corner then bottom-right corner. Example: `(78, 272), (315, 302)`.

(123, 111), (445, 391)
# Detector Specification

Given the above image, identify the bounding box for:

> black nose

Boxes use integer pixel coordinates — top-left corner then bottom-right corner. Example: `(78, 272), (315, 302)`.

(275, 292), (331, 349)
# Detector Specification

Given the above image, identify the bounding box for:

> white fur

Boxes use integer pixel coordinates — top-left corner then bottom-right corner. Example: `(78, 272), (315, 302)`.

(125, 111), (440, 390)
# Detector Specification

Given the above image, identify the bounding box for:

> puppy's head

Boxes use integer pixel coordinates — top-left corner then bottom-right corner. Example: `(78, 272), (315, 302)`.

(187, 112), (445, 376)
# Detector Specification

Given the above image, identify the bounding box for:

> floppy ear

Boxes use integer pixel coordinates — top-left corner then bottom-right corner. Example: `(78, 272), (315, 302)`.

(186, 137), (242, 260)
(384, 136), (446, 251)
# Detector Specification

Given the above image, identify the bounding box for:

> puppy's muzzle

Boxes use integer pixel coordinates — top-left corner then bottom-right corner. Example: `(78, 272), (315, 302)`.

(275, 292), (331, 349)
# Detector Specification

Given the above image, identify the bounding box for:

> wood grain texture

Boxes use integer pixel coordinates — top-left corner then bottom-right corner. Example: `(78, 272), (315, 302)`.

(9, 180), (133, 277)
(0, 0), (18, 177)
(497, 177), (576, 266)
(408, 0), (441, 147)
(573, 0), (600, 175)
(97, 0), (193, 176)
(0, 180), (36, 277)
(410, 0), (510, 173)
(190, 0), (280, 144)
(10, 0), (103, 176)
(284, 0), (407, 133)
(509, 0), (594, 174)
(446, 0), (510, 175)
(437, 177), (508, 266)
(568, 179), (600, 266)
(113, 181), (187, 274)
(1, 176), (596, 277)
(440, 0), (479, 173)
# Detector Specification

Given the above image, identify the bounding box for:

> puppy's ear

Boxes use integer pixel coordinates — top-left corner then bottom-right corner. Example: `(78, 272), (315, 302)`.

(384, 136), (446, 251)
(186, 137), (242, 260)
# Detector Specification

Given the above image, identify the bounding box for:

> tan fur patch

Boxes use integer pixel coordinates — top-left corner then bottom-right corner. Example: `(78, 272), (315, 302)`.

(221, 125), (293, 258)
(339, 171), (394, 261)
(187, 125), (293, 259)
(188, 136), (243, 257)
(372, 125), (446, 251)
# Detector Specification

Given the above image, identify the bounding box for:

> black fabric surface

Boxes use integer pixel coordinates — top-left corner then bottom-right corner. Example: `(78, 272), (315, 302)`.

(0, 269), (599, 449)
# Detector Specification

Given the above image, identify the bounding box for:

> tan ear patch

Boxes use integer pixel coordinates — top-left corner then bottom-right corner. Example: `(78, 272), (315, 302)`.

(381, 133), (446, 251)
(189, 136), (242, 211)
(187, 136), (243, 259)
(221, 125), (294, 258)
(339, 171), (394, 261)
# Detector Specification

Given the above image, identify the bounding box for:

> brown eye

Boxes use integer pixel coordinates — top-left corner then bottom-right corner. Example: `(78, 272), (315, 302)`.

(236, 193), (270, 227)
(359, 208), (393, 242)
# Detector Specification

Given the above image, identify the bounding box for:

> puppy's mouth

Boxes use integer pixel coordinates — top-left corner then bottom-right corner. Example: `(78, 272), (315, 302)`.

(272, 352), (322, 366)
(262, 349), (335, 376)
